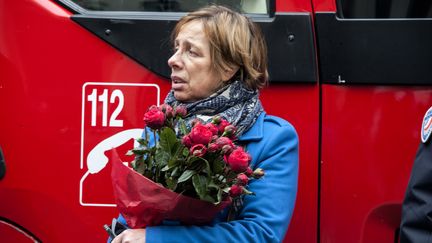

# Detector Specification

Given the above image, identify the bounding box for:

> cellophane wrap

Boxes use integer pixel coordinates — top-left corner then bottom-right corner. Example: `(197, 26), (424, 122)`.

(110, 149), (231, 228)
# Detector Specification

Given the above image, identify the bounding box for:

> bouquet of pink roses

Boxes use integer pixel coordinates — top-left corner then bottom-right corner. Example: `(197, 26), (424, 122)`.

(110, 104), (265, 229)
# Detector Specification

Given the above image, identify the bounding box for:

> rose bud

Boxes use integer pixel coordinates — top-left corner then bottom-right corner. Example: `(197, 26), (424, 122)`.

(174, 105), (187, 118)
(207, 143), (220, 153)
(190, 144), (207, 157)
(226, 147), (251, 172)
(221, 144), (234, 155)
(182, 135), (192, 148)
(215, 137), (234, 149)
(191, 119), (201, 127)
(212, 115), (222, 124)
(143, 106), (165, 130)
(189, 123), (213, 145)
(252, 168), (265, 179)
(205, 123), (219, 136)
(245, 167), (253, 177)
(229, 184), (243, 197)
(218, 119), (230, 134)
(223, 125), (237, 137)
(160, 104), (174, 118)
(236, 173), (249, 186)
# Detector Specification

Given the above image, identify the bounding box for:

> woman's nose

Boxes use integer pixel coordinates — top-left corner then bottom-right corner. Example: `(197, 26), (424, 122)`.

(168, 51), (182, 69)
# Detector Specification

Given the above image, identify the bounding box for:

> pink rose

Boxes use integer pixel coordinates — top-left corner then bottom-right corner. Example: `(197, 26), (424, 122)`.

(189, 123), (213, 145)
(143, 106), (165, 130)
(207, 143), (220, 153)
(218, 119), (230, 134)
(175, 105), (187, 118)
(215, 137), (234, 149)
(205, 123), (219, 136)
(225, 147), (251, 173)
(236, 173), (249, 186)
(190, 144), (207, 157)
(221, 145), (234, 155)
(160, 104), (174, 118)
(229, 184), (243, 197)
(245, 167), (253, 177)
(223, 125), (237, 139)
(182, 135), (193, 148)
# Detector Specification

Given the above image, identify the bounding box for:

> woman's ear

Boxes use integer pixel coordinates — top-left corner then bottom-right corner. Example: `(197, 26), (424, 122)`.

(221, 66), (240, 82)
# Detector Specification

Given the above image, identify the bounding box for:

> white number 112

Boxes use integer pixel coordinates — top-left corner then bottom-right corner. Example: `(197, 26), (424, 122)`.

(87, 88), (124, 127)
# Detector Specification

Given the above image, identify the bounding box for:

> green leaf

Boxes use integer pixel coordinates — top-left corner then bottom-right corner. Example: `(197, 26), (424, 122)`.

(178, 170), (195, 183)
(171, 166), (180, 177)
(217, 188), (223, 203)
(212, 159), (225, 174)
(182, 147), (189, 157)
(132, 158), (146, 175)
(242, 187), (255, 195)
(131, 147), (149, 155)
(192, 174), (208, 201)
(178, 118), (189, 136)
(155, 149), (170, 167)
(166, 177), (177, 191)
(161, 165), (170, 172)
(159, 127), (177, 152)
(136, 137), (147, 146)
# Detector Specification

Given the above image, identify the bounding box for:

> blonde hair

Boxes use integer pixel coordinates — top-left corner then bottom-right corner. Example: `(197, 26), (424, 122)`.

(172, 5), (268, 90)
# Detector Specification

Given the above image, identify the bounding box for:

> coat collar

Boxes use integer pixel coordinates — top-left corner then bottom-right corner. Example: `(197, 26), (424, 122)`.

(238, 112), (265, 142)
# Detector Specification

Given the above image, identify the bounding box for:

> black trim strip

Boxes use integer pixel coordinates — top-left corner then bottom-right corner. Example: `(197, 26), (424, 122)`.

(0, 146), (5, 180)
(0, 217), (42, 242)
(71, 13), (317, 83)
(315, 12), (432, 85)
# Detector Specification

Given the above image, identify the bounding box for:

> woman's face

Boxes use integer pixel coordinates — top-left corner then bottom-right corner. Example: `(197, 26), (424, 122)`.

(168, 20), (224, 102)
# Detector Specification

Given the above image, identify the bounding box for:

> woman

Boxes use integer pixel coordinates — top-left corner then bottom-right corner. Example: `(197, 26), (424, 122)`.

(112, 5), (298, 243)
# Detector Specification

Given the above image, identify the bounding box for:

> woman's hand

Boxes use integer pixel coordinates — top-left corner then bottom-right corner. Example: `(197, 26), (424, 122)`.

(112, 229), (146, 243)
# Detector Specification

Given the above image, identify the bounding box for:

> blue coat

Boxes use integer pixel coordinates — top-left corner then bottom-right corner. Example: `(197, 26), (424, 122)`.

(115, 112), (299, 243)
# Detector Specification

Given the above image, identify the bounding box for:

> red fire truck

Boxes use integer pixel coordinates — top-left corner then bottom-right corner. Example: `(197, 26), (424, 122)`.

(1, 0), (431, 242)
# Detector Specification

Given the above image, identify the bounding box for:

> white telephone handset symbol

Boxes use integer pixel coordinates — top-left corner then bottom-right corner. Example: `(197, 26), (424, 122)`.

(86, 128), (143, 174)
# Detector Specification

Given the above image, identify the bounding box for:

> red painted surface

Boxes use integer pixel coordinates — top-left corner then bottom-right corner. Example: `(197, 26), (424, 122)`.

(3, 0), (429, 242)
(261, 85), (319, 243)
(0, 0), (171, 241)
(0, 220), (37, 242)
(277, 0), (313, 12)
(320, 85), (432, 243)
(0, 0), (318, 242)
(312, 0), (336, 12)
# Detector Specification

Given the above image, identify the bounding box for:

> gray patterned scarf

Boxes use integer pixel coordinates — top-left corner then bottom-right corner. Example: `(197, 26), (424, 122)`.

(164, 80), (264, 137)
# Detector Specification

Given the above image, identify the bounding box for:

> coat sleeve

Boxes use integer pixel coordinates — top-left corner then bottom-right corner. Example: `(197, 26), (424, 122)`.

(145, 119), (299, 243)
(400, 140), (432, 242)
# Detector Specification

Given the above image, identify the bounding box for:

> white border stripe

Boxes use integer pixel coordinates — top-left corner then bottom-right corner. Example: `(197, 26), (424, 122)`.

(80, 82), (160, 207)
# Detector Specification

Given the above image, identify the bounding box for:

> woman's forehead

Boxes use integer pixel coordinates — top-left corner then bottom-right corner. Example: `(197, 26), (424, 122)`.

(176, 20), (207, 44)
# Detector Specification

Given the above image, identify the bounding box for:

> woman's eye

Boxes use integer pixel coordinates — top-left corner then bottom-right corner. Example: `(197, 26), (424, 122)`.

(188, 50), (198, 57)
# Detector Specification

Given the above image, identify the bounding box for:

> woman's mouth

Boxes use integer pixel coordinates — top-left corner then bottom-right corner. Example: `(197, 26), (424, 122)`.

(171, 76), (187, 90)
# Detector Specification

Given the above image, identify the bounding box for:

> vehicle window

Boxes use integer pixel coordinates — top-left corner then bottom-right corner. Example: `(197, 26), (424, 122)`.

(338, 0), (432, 18)
(70, 0), (269, 14)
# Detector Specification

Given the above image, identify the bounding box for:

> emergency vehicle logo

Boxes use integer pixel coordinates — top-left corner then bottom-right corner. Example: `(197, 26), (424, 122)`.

(421, 106), (432, 143)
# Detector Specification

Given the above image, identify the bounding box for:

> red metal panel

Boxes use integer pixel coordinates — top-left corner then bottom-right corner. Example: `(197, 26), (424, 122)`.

(261, 85), (319, 243)
(277, 0), (313, 12)
(312, 0), (336, 12)
(0, 0), (171, 241)
(0, 0), (319, 242)
(320, 85), (432, 243)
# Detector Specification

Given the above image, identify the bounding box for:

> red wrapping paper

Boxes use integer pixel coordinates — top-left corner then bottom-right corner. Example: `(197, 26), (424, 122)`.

(110, 149), (231, 228)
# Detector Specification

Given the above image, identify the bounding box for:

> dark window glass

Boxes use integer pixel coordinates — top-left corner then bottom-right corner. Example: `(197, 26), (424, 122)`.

(337, 0), (432, 18)
(70, 0), (269, 14)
